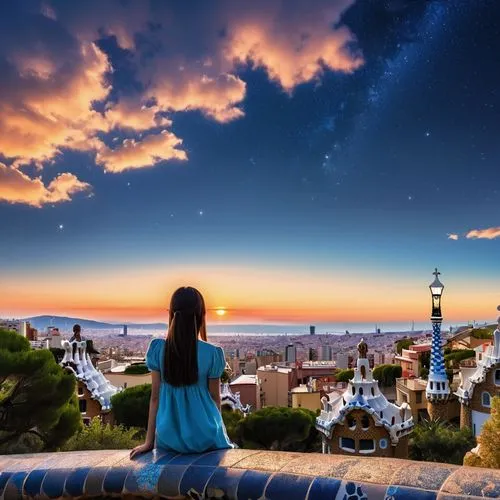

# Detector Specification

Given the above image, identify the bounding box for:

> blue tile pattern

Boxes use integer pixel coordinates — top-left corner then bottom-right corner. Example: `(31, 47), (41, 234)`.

(0, 449), (498, 500)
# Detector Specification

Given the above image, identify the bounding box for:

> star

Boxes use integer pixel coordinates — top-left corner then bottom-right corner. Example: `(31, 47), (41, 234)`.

(199, 210), (204, 216)
(408, 195), (413, 201)
(425, 131), (431, 137)
(58, 224), (64, 230)
(127, 182), (131, 187)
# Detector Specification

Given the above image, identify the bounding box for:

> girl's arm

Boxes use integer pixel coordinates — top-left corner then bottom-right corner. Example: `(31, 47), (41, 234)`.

(208, 377), (221, 410)
(130, 370), (160, 458)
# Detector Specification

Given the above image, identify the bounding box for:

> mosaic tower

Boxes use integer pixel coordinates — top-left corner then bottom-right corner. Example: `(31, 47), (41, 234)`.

(426, 268), (450, 420)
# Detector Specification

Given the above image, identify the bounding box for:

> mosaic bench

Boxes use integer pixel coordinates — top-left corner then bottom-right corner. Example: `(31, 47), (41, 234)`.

(0, 449), (499, 500)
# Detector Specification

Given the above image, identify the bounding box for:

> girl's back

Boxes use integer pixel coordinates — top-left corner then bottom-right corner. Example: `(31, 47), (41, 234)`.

(146, 337), (232, 453)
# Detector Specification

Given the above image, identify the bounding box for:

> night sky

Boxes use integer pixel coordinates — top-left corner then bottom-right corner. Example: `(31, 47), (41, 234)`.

(1, 0), (499, 325)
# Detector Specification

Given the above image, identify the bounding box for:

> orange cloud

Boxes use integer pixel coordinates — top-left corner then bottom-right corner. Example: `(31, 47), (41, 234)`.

(148, 72), (246, 123)
(95, 130), (187, 173)
(466, 227), (500, 240)
(0, 1), (364, 205)
(0, 163), (91, 207)
(225, 1), (362, 91)
(447, 233), (459, 240)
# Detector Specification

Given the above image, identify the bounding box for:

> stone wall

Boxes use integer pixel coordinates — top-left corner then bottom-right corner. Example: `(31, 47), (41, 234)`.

(0, 449), (499, 500)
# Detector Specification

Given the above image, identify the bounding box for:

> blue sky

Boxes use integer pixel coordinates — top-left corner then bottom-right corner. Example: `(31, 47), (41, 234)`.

(1, 0), (499, 323)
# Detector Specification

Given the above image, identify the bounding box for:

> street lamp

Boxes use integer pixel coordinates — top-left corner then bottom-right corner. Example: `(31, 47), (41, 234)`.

(429, 268), (444, 321)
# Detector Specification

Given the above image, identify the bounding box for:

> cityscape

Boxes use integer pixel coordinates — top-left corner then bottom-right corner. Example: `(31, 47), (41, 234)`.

(1, 0), (499, 498)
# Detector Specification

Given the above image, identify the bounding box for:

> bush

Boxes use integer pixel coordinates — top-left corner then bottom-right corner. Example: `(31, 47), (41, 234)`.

(61, 417), (141, 451)
(372, 364), (402, 387)
(335, 369), (354, 383)
(236, 406), (320, 452)
(396, 338), (414, 355)
(409, 419), (475, 464)
(124, 364), (150, 375)
(444, 349), (475, 367)
(221, 408), (244, 443)
(471, 328), (494, 340)
(111, 384), (151, 429)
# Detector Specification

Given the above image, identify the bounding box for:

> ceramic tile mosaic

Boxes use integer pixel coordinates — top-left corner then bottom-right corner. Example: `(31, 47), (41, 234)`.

(0, 448), (498, 500)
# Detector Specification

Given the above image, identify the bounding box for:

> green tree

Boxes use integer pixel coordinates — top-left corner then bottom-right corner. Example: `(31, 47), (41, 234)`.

(221, 408), (244, 443)
(409, 419), (475, 465)
(335, 369), (354, 383)
(111, 383), (151, 429)
(124, 364), (150, 375)
(396, 338), (414, 355)
(464, 396), (500, 469)
(61, 417), (141, 451)
(236, 407), (320, 452)
(373, 364), (402, 387)
(444, 349), (475, 368)
(0, 329), (81, 452)
(49, 347), (65, 364)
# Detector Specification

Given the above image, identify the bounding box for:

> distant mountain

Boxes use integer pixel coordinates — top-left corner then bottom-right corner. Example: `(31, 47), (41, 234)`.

(24, 315), (167, 331)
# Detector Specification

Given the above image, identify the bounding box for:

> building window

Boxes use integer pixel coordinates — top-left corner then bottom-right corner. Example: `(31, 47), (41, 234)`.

(430, 382), (433, 390)
(359, 387), (364, 396)
(361, 415), (370, 430)
(436, 382), (440, 390)
(339, 437), (355, 452)
(77, 387), (84, 396)
(482, 392), (491, 408)
(359, 439), (375, 454)
(79, 399), (87, 413)
(371, 387), (375, 396)
(82, 417), (91, 426)
(402, 394), (408, 403)
(379, 438), (388, 449)
(416, 392), (422, 404)
(391, 416), (395, 425)
(352, 386), (355, 395)
(495, 370), (500, 385)
(346, 415), (356, 430)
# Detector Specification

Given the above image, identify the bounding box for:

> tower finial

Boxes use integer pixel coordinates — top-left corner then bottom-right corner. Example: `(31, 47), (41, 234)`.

(433, 268), (440, 278)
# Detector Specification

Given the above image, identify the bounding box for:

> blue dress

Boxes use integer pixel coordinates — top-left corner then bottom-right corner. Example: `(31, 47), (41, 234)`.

(146, 338), (233, 453)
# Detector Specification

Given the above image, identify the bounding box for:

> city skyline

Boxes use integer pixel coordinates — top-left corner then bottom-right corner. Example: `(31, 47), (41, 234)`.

(1, 1), (499, 324)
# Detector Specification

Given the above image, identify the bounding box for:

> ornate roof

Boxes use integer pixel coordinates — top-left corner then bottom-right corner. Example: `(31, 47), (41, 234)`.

(60, 339), (119, 411)
(221, 383), (251, 415)
(316, 354), (413, 445)
(455, 313), (500, 404)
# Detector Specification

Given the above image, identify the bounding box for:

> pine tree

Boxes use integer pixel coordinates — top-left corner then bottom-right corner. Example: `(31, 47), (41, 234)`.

(0, 329), (81, 451)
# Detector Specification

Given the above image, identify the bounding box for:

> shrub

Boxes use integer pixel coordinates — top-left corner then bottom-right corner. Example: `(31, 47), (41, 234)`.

(61, 417), (141, 451)
(124, 364), (150, 375)
(335, 369), (354, 383)
(111, 384), (151, 429)
(373, 364), (402, 387)
(410, 419), (475, 464)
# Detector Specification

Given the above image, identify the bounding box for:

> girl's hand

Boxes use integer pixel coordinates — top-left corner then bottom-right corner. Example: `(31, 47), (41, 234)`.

(130, 442), (154, 459)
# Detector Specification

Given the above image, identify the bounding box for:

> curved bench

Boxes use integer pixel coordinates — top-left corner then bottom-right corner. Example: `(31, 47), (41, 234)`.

(0, 449), (499, 499)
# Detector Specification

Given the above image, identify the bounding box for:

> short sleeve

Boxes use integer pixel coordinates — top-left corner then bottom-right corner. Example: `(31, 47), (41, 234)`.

(208, 346), (225, 379)
(146, 339), (162, 372)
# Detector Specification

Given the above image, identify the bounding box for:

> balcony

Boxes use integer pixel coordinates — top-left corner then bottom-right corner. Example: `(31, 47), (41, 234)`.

(0, 448), (498, 499)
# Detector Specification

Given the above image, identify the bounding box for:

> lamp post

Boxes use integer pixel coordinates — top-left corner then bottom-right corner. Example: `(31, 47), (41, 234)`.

(430, 268), (444, 321)
(426, 268), (450, 419)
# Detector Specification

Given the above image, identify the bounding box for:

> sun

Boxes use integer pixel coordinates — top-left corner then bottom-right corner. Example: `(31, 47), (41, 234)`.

(215, 308), (227, 317)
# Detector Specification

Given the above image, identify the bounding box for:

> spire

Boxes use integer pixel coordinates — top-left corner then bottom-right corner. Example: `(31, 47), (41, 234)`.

(426, 270), (449, 405)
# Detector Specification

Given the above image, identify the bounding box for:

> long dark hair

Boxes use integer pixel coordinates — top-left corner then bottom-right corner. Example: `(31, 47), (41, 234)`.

(164, 287), (207, 386)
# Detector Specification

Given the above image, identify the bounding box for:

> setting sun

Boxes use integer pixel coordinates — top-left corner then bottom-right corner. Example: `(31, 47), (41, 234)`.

(215, 308), (227, 317)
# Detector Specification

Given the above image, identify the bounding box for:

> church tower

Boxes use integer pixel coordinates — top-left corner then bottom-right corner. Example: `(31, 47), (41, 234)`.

(426, 268), (450, 420)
